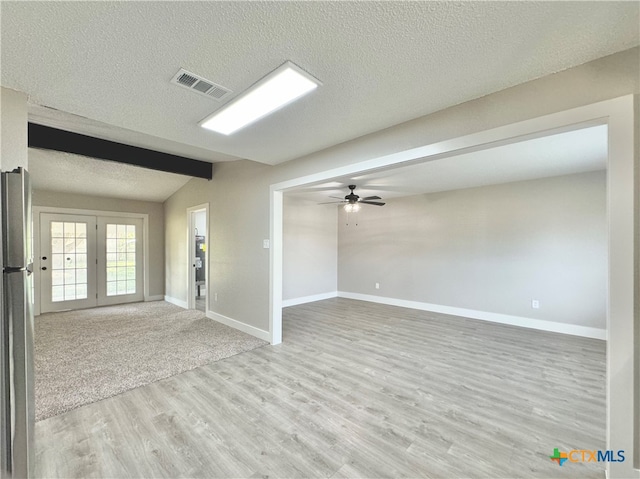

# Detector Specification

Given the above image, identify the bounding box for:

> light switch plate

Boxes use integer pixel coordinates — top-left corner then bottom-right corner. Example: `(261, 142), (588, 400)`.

(263, 239), (270, 249)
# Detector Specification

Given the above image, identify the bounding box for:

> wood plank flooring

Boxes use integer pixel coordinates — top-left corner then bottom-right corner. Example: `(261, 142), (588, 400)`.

(35, 298), (606, 478)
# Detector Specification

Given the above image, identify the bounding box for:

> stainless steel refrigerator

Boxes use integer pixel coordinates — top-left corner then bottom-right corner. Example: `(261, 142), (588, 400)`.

(1, 167), (34, 478)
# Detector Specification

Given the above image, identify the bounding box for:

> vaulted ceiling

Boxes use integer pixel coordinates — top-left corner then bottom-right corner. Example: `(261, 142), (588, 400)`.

(2, 1), (638, 168)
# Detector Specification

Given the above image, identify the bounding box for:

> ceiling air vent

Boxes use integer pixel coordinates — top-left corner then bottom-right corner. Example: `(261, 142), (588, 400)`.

(170, 68), (232, 101)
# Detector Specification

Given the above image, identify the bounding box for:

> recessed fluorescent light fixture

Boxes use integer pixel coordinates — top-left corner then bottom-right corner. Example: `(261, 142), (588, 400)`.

(199, 61), (321, 135)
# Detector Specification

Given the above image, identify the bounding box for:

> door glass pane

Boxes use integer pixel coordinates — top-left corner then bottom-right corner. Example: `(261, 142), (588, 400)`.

(76, 269), (87, 284)
(76, 284), (87, 298)
(52, 254), (64, 269)
(65, 255), (76, 269)
(52, 285), (64, 302)
(64, 284), (76, 300)
(105, 223), (136, 296)
(51, 270), (64, 286)
(51, 222), (64, 237)
(64, 239), (75, 253)
(107, 267), (117, 281)
(76, 254), (87, 268)
(76, 238), (87, 253)
(51, 239), (63, 254)
(63, 222), (75, 238)
(76, 223), (87, 238)
(51, 221), (89, 302)
(64, 269), (75, 284)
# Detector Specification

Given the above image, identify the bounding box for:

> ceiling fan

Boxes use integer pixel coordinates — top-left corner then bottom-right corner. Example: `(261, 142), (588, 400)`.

(319, 185), (385, 212)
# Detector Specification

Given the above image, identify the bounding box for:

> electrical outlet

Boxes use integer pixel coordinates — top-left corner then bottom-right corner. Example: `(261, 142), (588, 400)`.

(214, 293), (218, 302)
(263, 239), (270, 249)
(532, 299), (540, 309)
(375, 282), (380, 289)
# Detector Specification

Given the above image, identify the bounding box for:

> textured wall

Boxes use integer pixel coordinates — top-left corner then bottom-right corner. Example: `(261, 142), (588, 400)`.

(32, 190), (165, 298)
(283, 197), (337, 301)
(338, 171), (606, 328)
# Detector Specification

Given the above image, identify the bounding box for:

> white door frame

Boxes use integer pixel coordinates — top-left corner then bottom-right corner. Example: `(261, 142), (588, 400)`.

(187, 203), (209, 311)
(270, 95), (636, 478)
(33, 206), (150, 316)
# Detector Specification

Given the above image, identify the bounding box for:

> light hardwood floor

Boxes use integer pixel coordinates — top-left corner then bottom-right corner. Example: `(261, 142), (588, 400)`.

(35, 298), (605, 478)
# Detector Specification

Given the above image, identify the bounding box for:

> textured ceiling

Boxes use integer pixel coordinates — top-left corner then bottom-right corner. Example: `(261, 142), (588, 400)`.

(2, 2), (638, 166)
(28, 149), (192, 203)
(287, 125), (607, 203)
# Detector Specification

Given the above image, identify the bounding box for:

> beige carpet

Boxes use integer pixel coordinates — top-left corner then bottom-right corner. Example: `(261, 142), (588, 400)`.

(35, 301), (267, 421)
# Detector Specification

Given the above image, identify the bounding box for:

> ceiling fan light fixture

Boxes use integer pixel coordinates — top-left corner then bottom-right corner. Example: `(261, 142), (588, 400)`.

(344, 203), (361, 213)
(200, 61), (321, 135)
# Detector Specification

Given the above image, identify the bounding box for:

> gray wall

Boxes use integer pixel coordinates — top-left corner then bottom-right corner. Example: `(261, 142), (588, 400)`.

(32, 190), (165, 298)
(283, 196), (337, 301)
(164, 160), (273, 326)
(338, 171), (606, 329)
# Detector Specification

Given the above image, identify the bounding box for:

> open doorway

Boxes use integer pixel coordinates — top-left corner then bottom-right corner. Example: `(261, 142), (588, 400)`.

(187, 204), (209, 312)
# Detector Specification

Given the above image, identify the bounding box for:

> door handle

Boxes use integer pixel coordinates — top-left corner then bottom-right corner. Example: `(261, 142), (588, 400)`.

(41, 267), (47, 270)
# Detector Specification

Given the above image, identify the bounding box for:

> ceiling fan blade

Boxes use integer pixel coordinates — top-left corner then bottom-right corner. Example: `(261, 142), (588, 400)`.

(329, 196), (346, 200)
(361, 196), (381, 200)
(318, 201), (346, 205)
(359, 201), (386, 206)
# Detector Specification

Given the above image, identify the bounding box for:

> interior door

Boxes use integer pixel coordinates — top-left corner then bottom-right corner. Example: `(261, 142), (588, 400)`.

(96, 217), (143, 306)
(40, 213), (97, 313)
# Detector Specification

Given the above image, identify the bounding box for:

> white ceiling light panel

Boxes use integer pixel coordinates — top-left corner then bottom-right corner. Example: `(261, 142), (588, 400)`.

(200, 61), (321, 135)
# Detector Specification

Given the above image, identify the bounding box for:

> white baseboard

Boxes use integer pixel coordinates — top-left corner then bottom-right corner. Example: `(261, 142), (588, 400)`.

(145, 295), (164, 302)
(206, 310), (271, 343)
(164, 295), (188, 309)
(282, 291), (338, 307)
(337, 291), (606, 340)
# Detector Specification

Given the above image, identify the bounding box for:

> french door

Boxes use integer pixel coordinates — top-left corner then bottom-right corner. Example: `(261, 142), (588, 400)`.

(39, 213), (143, 313)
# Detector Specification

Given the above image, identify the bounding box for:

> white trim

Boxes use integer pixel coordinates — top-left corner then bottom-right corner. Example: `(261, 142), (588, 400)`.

(282, 291), (338, 307)
(206, 310), (270, 342)
(143, 211), (150, 301)
(145, 295), (164, 302)
(337, 291), (606, 340)
(164, 295), (188, 309)
(269, 190), (283, 344)
(186, 204), (209, 312)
